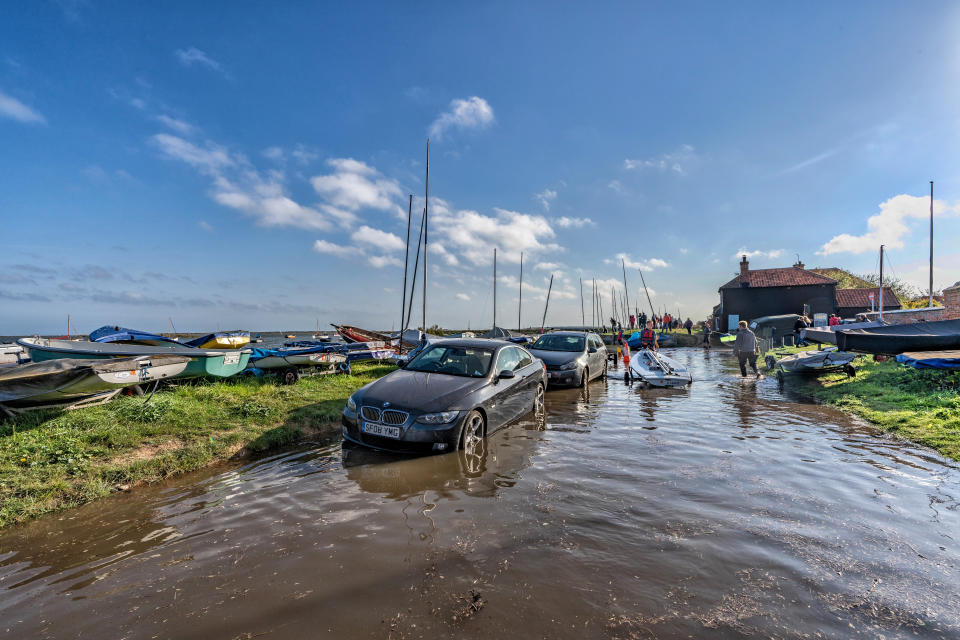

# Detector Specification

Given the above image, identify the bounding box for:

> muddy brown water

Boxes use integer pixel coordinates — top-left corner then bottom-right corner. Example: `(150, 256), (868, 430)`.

(1, 349), (959, 639)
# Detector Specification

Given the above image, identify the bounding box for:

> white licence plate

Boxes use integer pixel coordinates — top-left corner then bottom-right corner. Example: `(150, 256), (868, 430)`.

(362, 421), (401, 439)
(549, 372), (560, 379)
(223, 353), (240, 365)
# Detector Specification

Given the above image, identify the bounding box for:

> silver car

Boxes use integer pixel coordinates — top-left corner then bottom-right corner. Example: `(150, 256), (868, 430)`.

(528, 331), (608, 388)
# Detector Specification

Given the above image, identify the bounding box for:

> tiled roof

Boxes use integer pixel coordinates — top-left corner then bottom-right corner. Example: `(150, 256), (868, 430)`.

(719, 268), (838, 290)
(835, 287), (900, 308)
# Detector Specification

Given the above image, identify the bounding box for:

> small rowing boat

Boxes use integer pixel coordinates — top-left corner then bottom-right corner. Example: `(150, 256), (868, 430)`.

(766, 347), (857, 383)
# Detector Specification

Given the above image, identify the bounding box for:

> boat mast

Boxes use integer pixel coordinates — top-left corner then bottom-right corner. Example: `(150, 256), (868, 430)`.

(403, 205), (426, 333)
(929, 180), (934, 307)
(540, 273), (554, 333)
(422, 140), (429, 338)
(639, 269), (656, 319)
(592, 279), (596, 328)
(518, 251), (523, 332)
(621, 259), (630, 326)
(400, 194), (413, 352)
(493, 247), (497, 330)
(67, 314), (70, 339)
(579, 277), (585, 328)
(879, 244), (885, 322)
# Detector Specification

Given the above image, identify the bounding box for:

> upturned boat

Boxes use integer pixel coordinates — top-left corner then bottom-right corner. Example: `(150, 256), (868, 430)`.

(835, 319), (960, 354)
(17, 337), (251, 379)
(767, 348), (856, 380)
(90, 326), (250, 349)
(333, 324), (393, 344)
(0, 355), (191, 414)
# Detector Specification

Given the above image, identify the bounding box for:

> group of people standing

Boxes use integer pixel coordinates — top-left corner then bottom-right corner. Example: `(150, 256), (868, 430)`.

(606, 312), (693, 335)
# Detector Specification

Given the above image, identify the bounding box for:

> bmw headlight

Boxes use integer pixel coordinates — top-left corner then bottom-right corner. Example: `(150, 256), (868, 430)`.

(559, 361), (578, 371)
(416, 411), (460, 425)
(346, 393), (358, 412)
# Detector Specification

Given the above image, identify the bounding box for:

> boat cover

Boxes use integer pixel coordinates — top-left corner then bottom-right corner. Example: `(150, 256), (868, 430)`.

(250, 346), (336, 360)
(0, 356), (189, 403)
(626, 332), (669, 349)
(90, 326), (181, 345)
(895, 351), (960, 370)
(804, 321), (885, 345)
(777, 350), (855, 372)
(184, 331), (249, 348)
(481, 327), (517, 339)
(835, 319), (960, 354)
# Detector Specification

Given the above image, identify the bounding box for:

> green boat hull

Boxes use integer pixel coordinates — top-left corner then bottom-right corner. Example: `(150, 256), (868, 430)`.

(20, 339), (251, 379)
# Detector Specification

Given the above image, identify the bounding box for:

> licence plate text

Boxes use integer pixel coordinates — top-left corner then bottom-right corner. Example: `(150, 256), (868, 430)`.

(362, 421), (401, 439)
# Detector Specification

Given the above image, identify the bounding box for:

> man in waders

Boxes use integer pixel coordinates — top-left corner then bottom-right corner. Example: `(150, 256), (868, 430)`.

(733, 320), (760, 378)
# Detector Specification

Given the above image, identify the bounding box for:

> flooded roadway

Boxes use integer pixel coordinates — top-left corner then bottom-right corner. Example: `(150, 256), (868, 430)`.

(1, 349), (959, 638)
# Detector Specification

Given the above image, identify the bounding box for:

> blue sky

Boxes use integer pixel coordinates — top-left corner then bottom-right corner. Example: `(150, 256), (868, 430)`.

(2, 2), (959, 334)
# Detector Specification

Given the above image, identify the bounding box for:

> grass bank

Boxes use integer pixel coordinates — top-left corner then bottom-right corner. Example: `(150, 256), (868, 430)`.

(765, 345), (960, 461)
(0, 363), (393, 529)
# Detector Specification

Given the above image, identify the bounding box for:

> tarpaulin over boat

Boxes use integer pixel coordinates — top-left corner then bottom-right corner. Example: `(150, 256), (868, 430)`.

(804, 321), (885, 345)
(90, 326), (181, 346)
(835, 319), (960, 354)
(481, 327), (517, 339)
(895, 351), (960, 369)
(250, 346), (332, 360)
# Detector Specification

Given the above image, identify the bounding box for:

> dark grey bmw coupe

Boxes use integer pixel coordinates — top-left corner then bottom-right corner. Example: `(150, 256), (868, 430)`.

(342, 338), (546, 454)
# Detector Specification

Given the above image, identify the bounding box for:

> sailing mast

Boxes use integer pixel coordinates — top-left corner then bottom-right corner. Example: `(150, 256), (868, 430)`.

(929, 180), (934, 307)
(879, 245), (884, 322)
(493, 248), (497, 330)
(540, 274), (554, 333)
(421, 140), (429, 338)
(621, 259), (630, 327)
(579, 278), (585, 328)
(639, 270), (655, 318)
(518, 251), (522, 332)
(400, 194), (413, 352)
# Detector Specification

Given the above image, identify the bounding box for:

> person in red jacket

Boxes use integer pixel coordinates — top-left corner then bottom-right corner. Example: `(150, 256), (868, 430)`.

(639, 320), (659, 350)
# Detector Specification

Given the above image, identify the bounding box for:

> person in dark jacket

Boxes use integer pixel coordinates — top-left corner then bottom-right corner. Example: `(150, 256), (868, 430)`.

(702, 320), (712, 349)
(733, 320), (760, 378)
(684, 318), (693, 334)
(793, 315), (809, 347)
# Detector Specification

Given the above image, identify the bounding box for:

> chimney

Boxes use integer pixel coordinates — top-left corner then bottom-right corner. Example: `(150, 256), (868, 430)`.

(793, 260), (805, 269)
(740, 255), (749, 276)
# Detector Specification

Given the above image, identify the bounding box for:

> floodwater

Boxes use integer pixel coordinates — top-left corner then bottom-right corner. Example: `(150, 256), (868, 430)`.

(1, 350), (958, 639)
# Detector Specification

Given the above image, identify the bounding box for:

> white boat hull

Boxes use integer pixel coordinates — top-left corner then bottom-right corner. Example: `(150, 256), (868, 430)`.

(627, 349), (692, 387)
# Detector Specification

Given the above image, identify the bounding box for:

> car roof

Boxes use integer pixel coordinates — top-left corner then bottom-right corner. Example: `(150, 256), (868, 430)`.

(429, 338), (512, 349)
(538, 331), (591, 337)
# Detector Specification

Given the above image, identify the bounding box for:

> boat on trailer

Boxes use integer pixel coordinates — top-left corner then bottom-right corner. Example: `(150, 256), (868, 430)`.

(766, 347), (857, 383)
(0, 355), (191, 416)
(625, 348), (692, 388)
(248, 347), (349, 384)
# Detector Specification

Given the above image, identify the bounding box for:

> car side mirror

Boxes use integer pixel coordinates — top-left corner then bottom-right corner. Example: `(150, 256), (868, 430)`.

(497, 369), (516, 380)
(396, 357), (407, 368)
(588, 347), (598, 353)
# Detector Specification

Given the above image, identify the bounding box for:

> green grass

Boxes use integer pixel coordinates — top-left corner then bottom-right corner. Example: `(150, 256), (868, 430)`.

(0, 363), (392, 529)
(765, 347), (960, 461)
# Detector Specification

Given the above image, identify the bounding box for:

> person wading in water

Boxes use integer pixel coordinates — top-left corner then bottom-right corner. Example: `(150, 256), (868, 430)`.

(733, 320), (760, 378)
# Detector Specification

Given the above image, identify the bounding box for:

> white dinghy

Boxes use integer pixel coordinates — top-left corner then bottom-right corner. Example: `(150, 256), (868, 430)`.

(625, 347), (692, 388)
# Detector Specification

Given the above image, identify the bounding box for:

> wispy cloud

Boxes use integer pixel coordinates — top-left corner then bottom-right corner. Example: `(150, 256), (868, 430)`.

(198, 220), (214, 232)
(779, 147), (840, 175)
(429, 96), (494, 140)
(733, 248), (784, 260)
(174, 47), (225, 74)
(0, 89), (46, 124)
(310, 158), (404, 220)
(535, 188), (557, 211)
(555, 216), (594, 228)
(607, 253), (669, 272)
(624, 144), (697, 176)
(156, 114), (195, 136)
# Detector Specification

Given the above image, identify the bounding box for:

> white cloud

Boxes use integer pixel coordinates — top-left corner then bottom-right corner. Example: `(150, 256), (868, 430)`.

(624, 144), (697, 176)
(152, 133), (330, 230)
(263, 146), (284, 161)
(367, 255), (403, 268)
(535, 262), (561, 271)
(310, 158), (404, 216)
(198, 220), (214, 232)
(679, 248), (689, 255)
(607, 180), (624, 193)
(456, 293), (470, 301)
(733, 248), (784, 260)
(555, 216), (594, 228)
(610, 253), (669, 271)
(430, 242), (460, 266)
(175, 47), (224, 73)
(0, 90), (45, 124)
(429, 96), (494, 140)
(156, 114), (195, 136)
(313, 239), (352, 257)
(535, 188), (557, 211)
(430, 203), (559, 267)
(818, 194), (960, 255)
(152, 133), (232, 172)
(351, 225), (405, 252)
(291, 145), (319, 165)
(779, 148), (840, 175)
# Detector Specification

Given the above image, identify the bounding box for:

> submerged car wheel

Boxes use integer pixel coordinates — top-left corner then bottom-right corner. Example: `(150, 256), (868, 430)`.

(460, 410), (485, 456)
(601, 361), (608, 379)
(580, 368), (588, 387)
